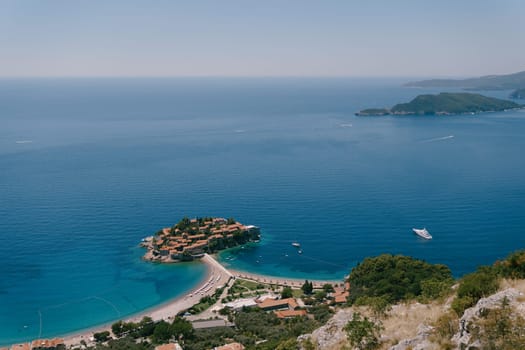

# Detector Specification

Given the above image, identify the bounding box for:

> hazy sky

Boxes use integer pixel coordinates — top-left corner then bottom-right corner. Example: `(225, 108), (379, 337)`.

(1, 0), (524, 77)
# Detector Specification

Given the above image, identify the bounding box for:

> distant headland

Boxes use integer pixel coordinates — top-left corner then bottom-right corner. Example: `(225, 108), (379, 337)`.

(404, 70), (525, 99)
(141, 217), (261, 262)
(404, 70), (525, 90)
(356, 92), (523, 116)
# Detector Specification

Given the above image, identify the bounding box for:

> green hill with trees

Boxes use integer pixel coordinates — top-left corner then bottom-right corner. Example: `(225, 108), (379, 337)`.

(356, 92), (522, 116)
(347, 254), (453, 305)
(404, 70), (525, 90)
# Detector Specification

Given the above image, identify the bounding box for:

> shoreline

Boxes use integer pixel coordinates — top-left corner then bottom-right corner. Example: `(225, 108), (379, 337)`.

(227, 267), (344, 289)
(61, 254), (232, 347)
(9, 254), (341, 348)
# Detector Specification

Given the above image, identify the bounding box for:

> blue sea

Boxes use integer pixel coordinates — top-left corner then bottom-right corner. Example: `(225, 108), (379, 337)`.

(1, 78), (524, 345)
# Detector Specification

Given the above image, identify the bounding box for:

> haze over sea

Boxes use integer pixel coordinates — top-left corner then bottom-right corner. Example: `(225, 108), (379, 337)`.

(1, 78), (524, 345)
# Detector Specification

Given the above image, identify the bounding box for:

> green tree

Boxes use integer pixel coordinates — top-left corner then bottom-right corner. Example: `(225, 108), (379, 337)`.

(111, 321), (125, 338)
(322, 283), (335, 293)
(94, 331), (110, 342)
(314, 290), (327, 302)
(276, 338), (298, 350)
(152, 320), (172, 344)
(171, 316), (194, 340)
(348, 254), (453, 304)
(344, 312), (382, 350)
(301, 280), (313, 295)
(452, 266), (499, 316)
(281, 286), (293, 299)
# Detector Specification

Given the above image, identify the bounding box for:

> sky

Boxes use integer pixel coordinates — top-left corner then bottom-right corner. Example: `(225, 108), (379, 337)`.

(1, 0), (524, 78)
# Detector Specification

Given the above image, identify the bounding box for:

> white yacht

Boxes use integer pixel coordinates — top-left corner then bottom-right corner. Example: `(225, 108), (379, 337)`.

(292, 242), (301, 247)
(413, 228), (432, 240)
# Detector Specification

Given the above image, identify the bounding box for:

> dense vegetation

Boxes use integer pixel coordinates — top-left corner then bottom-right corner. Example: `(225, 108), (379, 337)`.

(347, 254), (453, 304)
(79, 250), (525, 350)
(451, 250), (525, 316)
(76, 306), (329, 350)
(404, 70), (525, 90)
(390, 92), (521, 115)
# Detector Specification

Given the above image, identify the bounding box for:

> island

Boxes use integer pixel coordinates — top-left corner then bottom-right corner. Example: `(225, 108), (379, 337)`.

(141, 217), (261, 262)
(404, 70), (525, 90)
(355, 92), (523, 116)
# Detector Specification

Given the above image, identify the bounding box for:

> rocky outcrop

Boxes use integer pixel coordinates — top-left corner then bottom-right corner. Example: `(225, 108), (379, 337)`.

(451, 288), (523, 349)
(298, 309), (354, 350)
(388, 324), (435, 350)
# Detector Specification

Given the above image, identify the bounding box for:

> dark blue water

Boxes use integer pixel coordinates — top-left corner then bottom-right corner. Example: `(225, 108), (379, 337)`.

(1, 78), (524, 345)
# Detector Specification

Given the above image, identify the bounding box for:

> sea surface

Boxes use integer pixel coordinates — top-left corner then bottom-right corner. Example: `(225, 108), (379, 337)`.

(1, 78), (524, 345)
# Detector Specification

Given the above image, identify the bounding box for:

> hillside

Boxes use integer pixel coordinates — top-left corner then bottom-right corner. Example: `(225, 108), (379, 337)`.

(391, 92), (521, 115)
(404, 70), (525, 90)
(356, 92), (522, 116)
(299, 251), (525, 350)
(510, 88), (525, 99)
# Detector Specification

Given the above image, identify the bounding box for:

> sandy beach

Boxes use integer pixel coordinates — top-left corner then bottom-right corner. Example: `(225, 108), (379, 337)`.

(62, 254), (232, 347)
(227, 268), (344, 289)
(54, 254), (341, 348)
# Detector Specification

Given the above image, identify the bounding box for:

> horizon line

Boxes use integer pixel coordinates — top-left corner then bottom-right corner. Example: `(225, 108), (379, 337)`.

(0, 74), (477, 80)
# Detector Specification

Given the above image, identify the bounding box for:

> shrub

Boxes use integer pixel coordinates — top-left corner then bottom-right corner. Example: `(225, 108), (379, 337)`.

(348, 254), (453, 304)
(344, 312), (383, 350)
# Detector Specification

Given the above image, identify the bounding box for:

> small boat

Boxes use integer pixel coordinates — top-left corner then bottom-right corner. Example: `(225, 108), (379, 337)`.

(292, 242), (301, 247)
(413, 228), (432, 240)
(298, 249), (303, 254)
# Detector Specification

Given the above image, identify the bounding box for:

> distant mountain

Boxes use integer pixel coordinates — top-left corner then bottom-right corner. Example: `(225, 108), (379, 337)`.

(510, 88), (525, 99)
(356, 92), (522, 116)
(405, 70), (525, 91)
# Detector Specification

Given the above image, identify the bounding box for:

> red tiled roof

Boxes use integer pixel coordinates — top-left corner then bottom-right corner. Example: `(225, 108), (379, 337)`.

(155, 344), (179, 350)
(274, 309), (307, 318)
(31, 338), (64, 348)
(257, 298), (298, 310)
(215, 342), (245, 350)
(10, 344), (30, 350)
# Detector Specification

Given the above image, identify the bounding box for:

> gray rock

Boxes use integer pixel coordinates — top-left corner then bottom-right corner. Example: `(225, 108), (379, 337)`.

(388, 323), (434, 350)
(299, 309), (354, 349)
(451, 288), (522, 349)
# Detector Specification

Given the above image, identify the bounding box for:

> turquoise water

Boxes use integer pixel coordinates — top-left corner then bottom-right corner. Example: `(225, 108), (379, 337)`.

(1, 78), (525, 345)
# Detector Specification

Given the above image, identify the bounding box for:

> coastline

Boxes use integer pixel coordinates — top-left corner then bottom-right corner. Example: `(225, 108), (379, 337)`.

(17, 253), (341, 348)
(62, 254), (232, 347)
(227, 267), (344, 289)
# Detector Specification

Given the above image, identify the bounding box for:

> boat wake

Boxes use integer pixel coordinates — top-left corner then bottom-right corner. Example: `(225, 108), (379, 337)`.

(420, 135), (454, 143)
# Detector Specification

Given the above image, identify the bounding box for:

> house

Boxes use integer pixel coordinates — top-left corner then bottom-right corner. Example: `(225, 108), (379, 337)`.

(331, 282), (350, 304)
(214, 342), (245, 350)
(257, 298), (298, 311)
(274, 309), (307, 319)
(30, 338), (65, 350)
(9, 345), (30, 350)
(154, 343), (183, 350)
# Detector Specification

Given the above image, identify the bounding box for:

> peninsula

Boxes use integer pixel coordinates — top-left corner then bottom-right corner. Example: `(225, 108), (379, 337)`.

(356, 92), (522, 116)
(404, 70), (525, 90)
(141, 217), (260, 262)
